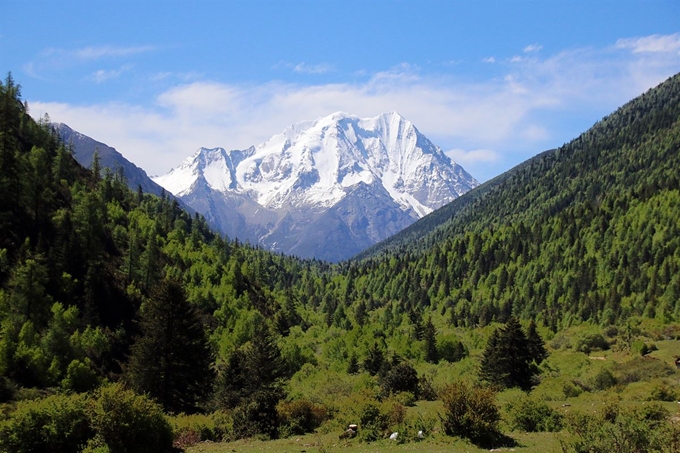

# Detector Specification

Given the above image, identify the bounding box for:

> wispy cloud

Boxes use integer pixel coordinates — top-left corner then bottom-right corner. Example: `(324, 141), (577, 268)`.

(90, 64), (133, 83)
(24, 44), (156, 80)
(293, 62), (334, 74)
(523, 43), (543, 53)
(615, 33), (680, 54)
(482, 57), (496, 64)
(73, 45), (156, 60)
(274, 61), (334, 74)
(29, 33), (680, 182)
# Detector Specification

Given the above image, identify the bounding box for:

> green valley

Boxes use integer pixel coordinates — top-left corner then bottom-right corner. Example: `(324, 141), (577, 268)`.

(0, 72), (679, 452)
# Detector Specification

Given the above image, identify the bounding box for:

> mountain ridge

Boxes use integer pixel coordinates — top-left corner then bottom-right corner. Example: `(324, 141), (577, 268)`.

(154, 111), (478, 261)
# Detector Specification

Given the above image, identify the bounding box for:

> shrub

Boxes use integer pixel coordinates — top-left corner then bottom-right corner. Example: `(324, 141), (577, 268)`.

(614, 357), (676, 384)
(418, 373), (438, 401)
(170, 413), (216, 448)
(380, 362), (419, 398)
(561, 402), (678, 453)
(591, 368), (617, 391)
(61, 358), (100, 393)
(277, 399), (328, 436)
(506, 396), (563, 432)
(563, 381), (584, 398)
(88, 383), (173, 453)
(574, 333), (609, 354)
(439, 381), (503, 448)
(232, 389), (282, 440)
(0, 392), (91, 453)
(357, 402), (389, 442)
(649, 382), (679, 402)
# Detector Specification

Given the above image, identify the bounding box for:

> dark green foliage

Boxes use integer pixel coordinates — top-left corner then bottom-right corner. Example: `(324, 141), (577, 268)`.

(0, 384), (173, 453)
(591, 368), (617, 391)
(479, 318), (538, 390)
(561, 402), (679, 453)
(357, 402), (390, 442)
(126, 278), (213, 413)
(437, 337), (467, 363)
(574, 333), (610, 354)
(88, 383), (173, 453)
(346, 353), (359, 374)
(506, 395), (564, 432)
(0, 392), (91, 453)
(526, 320), (548, 364)
(422, 317), (438, 363)
(439, 381), (504, 448)
(380, 362), (419, 398)
(363, 341), (385, 376)
(231, 389), (283, 440)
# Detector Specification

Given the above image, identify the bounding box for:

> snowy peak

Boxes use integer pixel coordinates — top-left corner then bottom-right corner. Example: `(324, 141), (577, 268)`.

(153, 112), (479, 260)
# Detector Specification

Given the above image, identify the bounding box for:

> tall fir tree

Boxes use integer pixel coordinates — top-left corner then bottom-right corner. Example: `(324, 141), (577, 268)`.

(126, 278), (213, 413)
(423, 317), (439, 364)
(479, 317), (537, 391)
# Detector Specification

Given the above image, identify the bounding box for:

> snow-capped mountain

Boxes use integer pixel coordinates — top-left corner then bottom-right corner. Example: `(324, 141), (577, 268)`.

(154, 111), (479, 261)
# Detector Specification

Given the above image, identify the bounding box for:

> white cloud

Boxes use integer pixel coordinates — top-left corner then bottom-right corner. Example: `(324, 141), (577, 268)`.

(29, 34), (680, 183)
(524, 43), (543, 53)
(274, 61), (334, 74)
(446, 148), (501, 165)
(293, 62), (334, 74)
(73, 45), (156, 60)
(615, 33), (680, 54)
(90, 64), (132, 83)
(24, 45), (155, 80)
(482, 57), (496, 63)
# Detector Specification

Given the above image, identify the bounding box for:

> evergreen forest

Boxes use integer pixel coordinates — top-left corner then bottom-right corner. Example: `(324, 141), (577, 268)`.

(0, 72), (679, 453)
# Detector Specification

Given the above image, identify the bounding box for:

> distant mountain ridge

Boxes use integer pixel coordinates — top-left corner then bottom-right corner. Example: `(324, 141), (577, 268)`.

(54, 123), (168, 197)
(154, 111), (478, 261)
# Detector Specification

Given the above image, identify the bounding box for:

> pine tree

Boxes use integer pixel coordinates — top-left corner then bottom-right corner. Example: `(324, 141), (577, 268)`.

(363, 341), (385, 376)
(479, 317), (536, 391)
(126, 278), (213, 413)
(423, 317), (439, 364)
(526, 320), (548, 364)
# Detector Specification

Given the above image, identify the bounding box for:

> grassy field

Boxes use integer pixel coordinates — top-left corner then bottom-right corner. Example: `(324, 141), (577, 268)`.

(186, 430), (564, 453)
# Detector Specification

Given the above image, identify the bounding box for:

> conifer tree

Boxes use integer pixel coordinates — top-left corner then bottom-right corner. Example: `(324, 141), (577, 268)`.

(526, 320), (548, 364)
(423, 317), (439, 364)
(479, 317), (536, 391)
(126, 278), (213, 413)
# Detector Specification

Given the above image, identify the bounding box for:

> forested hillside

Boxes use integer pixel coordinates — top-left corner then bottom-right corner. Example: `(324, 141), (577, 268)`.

(351, 73), (680, 329)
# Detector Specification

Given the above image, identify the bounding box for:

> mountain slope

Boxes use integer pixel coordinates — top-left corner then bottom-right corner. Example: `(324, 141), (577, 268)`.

(54, 123), (168, 197)
(154, 111), (478, 261)
(346, 73), (680, 327)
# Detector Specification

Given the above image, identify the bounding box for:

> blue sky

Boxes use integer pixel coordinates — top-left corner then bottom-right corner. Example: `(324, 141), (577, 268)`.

(3, 1), (680, 182)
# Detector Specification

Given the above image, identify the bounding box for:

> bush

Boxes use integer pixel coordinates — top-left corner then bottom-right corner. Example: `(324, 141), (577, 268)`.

(614, 357), (676, 384)
(380, 362), (419, 398)
(277, 399), (327, 436)
(574, 333), (609, 354)
(61, 359), (100, 393)
(88, 383), (173, 453)
(439, 381), (503, 448)
(649, 382), (679, 402)
(357, 402), (389, 442)
(232, 389), (282, 440)
(170, 413), (216, 448)
(0, 392), (92, 453)
(561, 402), (678, 453)
(418, 373), (438, 401)
(506, 396), (563, 432)
(591, 368), (617, 391)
